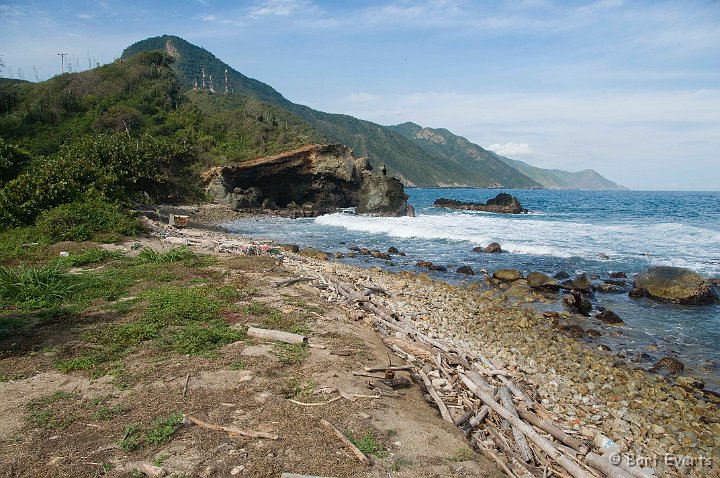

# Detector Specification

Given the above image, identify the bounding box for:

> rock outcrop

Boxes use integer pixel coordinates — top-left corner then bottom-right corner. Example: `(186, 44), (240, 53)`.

(629, 266), (718, 305)
(433, 193), (527, 214)
(203, 144), (411, 217)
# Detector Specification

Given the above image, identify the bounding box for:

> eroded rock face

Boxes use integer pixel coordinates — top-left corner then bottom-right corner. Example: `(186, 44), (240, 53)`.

(433, 193), (527, 214)
(203, 144), (410, 217)
(630, 266), (718, 305)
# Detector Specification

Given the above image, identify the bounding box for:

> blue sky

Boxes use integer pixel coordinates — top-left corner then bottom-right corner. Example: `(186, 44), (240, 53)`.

(1, 0), (719, 190)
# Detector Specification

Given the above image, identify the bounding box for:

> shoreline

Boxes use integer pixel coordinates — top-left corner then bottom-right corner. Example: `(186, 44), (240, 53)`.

(150, 204), (719, 477)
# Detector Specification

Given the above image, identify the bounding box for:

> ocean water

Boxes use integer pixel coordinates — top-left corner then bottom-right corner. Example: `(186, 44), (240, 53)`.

(226, 189), (720, 391)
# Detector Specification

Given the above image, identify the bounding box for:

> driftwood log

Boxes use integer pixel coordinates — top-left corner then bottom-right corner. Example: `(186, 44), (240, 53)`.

(247, 326), (308, 345)
(319, 418), (370, 465)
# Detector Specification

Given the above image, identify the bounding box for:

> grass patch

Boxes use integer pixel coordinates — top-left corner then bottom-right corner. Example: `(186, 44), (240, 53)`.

(260, 310), (312, 336)
(347, 431), (389, 459)
(273, 343), (309, 365)
(160, 322), (245, 356)
(244, 300), (272, 316)
(0, 264), (74, 309)
(138, 246), (195, 264)
(391, 458), (412, 472)
(449, 447), (475, 462)
(89, 396), (126, 421)
(56, 248), (124, 267)
(228, 360), (246, 370)
(25, 391), (77, 430)
(142, 286), (222, 326)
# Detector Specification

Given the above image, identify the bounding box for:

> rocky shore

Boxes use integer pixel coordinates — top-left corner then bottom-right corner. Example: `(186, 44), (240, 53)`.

(151, 206), (719, 477)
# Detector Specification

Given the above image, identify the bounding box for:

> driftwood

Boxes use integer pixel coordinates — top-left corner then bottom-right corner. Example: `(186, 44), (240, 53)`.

(585, 452), (635, 478)
(472, 359), (533, 408)
(500, 387), (534, 463)
(319, 419), (370, 465)
(459, 374), (593, 478)
(417, 369), (453, 422)
(273, 277), (314, 287)
(364, 364), (413, 372)
(186, 415), (279, 440)
(182, 373), (190, 398)
(518, 408), (589, 454)
(247, 326), (308, 345)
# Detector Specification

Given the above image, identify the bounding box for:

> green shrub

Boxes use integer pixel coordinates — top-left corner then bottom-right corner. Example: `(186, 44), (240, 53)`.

(0, 264), (73, 309)
(35, 194), (140, 242)
(0, 137), (31, 182)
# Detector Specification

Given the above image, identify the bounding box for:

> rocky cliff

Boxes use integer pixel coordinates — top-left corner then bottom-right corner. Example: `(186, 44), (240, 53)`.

(202, 144), (410, 217)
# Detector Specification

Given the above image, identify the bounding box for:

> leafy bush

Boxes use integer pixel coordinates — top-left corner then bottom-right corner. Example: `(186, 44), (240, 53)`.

(0, 264), (73, 309)
(0, 137), (31, 181)
(35, 194), (140, 242)
(0, 134), (200, 228)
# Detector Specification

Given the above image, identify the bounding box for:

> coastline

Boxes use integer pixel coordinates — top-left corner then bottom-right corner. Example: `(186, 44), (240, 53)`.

(157, 204), (719, 477)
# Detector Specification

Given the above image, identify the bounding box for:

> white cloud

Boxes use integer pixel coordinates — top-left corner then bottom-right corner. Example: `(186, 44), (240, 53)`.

(201, 14), (216, 21)
(247, 0), (309, 18)
(487, 142), (532, 156)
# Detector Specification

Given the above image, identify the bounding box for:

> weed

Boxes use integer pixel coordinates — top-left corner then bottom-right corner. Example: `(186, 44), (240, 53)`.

(25, 391), (77, 430)
(391, 458), (412, 471)
(347, 431), (389, 459)
(449, 447), (475, 462)
(55, 350), (108, 373)
(102, 463), (114, 474)
(119, 424), (144, 451)
(228, 360), (246, 370)
(145, 412), (183, 445)
(138, 246), (195, 264)
(90, 396), (126, 421)
(0, 264), (74, 309)
(273, 343), (309, 365)
(160, 322), (245, 356)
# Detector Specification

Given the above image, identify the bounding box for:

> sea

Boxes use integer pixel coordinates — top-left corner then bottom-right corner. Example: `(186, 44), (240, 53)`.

(225, 189), (720, 392)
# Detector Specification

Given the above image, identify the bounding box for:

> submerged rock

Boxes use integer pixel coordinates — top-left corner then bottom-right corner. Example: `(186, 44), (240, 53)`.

(456, 265), (475, 275)
(630, 266), (718, 305)
(553, 271), (570, 280)
(564, 291), (592, 316)
(433, 193), (527, 214)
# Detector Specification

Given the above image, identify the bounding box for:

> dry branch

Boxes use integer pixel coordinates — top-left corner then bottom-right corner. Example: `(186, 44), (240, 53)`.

(500, 387), (534, 463)
(518, 408), (589, 454)
(319, 419), (370, 465)
(273, 277), (314, 287)
(417, 369), (453, 422)
(585, 452), (635, 478)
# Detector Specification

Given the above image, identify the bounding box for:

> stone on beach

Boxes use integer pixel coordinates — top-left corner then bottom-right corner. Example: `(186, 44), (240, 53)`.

(527, 272), (561, 290)
(492, 269), (524, 282)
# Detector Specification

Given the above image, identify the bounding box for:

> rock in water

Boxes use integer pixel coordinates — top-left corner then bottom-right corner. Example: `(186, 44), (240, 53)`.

(493, 269), (524, 282)
(564, 291), (592, 316)
(630, 266), (718, 305)
(456, 266), (475, 275)
(203, 143), (411, 217)
(484, 242), (502, 253)
(596, 309), (624, 325)
(650, 356), (685, 374)
(433, 193), (527, 214)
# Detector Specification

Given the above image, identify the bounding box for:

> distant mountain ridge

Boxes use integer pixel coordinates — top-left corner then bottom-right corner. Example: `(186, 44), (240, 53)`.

(121, 35), (624, 190)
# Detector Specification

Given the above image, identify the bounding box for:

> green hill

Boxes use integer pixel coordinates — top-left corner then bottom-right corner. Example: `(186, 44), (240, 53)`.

(120, 35), (546, 188)
(496, 156), (626, 190)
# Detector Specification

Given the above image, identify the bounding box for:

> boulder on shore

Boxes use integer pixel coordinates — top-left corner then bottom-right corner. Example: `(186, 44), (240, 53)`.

(203, 144), (412, 217)
(630, 266), (718, 305)
(433, 193), (527, 214)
